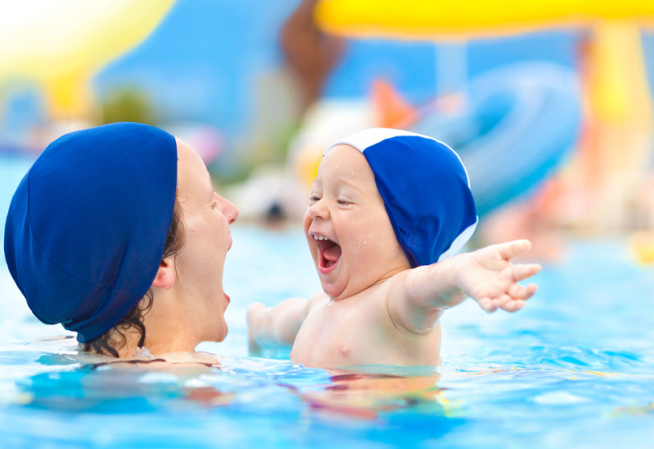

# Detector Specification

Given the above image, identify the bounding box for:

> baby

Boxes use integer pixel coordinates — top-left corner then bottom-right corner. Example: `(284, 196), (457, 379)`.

(248, 128), (541, 367)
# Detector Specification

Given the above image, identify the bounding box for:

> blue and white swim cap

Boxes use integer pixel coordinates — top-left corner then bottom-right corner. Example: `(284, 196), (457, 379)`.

(325, 128), (477, 267)
(4, 122), (178, 343)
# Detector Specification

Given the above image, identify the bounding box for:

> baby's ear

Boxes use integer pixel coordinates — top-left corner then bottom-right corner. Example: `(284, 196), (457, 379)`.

(152, 257), (176, 290)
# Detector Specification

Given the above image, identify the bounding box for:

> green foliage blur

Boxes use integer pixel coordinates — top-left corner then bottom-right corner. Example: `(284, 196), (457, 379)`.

(100, 88), (157, 126)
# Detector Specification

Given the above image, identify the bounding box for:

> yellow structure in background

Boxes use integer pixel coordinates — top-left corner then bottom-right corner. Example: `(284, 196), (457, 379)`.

(0, 0), (176, 120)
(315, 0), (654, 234)
(315, 1), (654, 39)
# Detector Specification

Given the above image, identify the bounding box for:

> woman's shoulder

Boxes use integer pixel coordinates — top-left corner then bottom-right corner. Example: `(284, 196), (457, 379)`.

(74, 348), (220, 370)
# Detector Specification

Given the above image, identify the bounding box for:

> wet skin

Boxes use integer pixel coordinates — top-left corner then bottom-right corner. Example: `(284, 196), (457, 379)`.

(249, 144), (541, 368)
(123, 139), (238, 357)
(292, 144), (440, 366)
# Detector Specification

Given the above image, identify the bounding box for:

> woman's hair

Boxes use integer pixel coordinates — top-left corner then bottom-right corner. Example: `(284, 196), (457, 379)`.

(81, 196), (185, 357)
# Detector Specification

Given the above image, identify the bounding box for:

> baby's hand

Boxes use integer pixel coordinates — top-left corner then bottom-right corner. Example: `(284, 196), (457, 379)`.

(247, 302), (267, 355)
(454, 240), (541, 313)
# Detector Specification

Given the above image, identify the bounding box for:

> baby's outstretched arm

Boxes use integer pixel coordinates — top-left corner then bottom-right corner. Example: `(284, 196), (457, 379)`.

(247, 293), (324, 352)
(388, 240), (541, 334)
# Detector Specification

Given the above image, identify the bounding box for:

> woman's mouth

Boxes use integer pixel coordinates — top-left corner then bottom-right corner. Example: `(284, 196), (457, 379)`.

(314, 236), (342, 275)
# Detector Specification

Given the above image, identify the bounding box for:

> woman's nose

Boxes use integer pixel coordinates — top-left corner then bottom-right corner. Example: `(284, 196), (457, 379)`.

(219, 196), (239, 224)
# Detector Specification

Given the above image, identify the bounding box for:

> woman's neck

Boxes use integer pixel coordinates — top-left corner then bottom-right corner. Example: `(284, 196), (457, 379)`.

(136, 291), (203, 357)
(116, 331), (198, 358)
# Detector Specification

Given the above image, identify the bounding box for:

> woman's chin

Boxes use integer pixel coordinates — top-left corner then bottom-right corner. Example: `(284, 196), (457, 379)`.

(206, 319), (228, 343)
(217, 325), (228, 342)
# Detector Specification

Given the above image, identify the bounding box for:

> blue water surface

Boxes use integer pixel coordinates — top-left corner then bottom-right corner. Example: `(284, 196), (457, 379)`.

(0, 157), (653, 448)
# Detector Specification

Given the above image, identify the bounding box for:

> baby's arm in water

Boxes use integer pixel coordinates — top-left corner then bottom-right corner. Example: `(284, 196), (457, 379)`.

(247, 293), (324, 352)
(388, 240), (541, 334)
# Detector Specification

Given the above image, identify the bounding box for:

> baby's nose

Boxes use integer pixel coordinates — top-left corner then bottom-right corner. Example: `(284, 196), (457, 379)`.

(308, 201), (328, 220)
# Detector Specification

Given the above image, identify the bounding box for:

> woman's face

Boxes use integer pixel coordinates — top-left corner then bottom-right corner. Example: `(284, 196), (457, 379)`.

(173, 140), (238, 343)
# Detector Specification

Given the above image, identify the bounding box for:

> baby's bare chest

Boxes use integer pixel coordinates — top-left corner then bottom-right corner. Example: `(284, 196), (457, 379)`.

(290, 298), (398, 367)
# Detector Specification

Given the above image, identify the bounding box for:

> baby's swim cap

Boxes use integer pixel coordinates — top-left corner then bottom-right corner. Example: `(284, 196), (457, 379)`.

(325, 128), (477, 267)
(4, 122), (177, 343)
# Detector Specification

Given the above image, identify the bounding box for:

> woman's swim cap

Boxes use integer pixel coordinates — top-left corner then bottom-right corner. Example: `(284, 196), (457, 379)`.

(325, 128), (477, 267)
(4, 122), (177, 343)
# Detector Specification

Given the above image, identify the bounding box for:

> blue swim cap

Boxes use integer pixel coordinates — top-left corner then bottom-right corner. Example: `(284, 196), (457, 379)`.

(4, 122), (177, 343)
(325, 128), (477, 268)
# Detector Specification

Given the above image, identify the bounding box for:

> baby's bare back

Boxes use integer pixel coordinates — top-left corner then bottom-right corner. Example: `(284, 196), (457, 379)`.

(290, 282), (442, 368)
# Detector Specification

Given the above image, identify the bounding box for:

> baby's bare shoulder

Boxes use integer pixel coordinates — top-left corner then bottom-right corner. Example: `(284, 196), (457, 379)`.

(308, 290), (330, 304)
(305, 290), (331, 315)
(357, 272), (411, 314)
(378, 269), (413, 299)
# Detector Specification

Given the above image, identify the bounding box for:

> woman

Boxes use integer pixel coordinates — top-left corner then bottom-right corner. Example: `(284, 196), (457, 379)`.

(4, 122), (238, 358)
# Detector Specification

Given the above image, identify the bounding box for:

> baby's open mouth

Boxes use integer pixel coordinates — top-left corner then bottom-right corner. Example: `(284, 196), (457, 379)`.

(315, 236), (342, 272)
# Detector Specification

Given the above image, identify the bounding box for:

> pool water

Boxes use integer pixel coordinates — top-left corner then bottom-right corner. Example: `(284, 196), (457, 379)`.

(1, 157), (654, 448)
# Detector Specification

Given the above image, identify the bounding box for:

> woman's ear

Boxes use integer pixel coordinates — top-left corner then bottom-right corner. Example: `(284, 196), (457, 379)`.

(152, 257), (176, 290)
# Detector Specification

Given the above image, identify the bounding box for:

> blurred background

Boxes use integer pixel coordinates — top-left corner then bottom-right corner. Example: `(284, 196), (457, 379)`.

(3, 0), (654, 264)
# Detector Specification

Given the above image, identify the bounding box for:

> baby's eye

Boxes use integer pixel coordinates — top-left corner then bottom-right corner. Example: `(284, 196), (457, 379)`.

(337, 199), (351, 206)
(309, 194), (321, 203)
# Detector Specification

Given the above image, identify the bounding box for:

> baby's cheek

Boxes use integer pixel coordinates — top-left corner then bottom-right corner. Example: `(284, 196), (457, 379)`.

(302, 210), (312, 229)
(350, 236), (382, 269)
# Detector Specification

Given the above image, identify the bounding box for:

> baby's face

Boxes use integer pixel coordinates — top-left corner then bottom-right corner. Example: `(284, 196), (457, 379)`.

(303, 144), (410, 299)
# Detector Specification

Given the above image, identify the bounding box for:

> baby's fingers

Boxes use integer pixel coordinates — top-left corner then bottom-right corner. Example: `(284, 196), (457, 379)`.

(501, 299), (526, 313)
(508, 282), (538, 300)
(500, 284), (537, 312)
(498, 239), (532, 261)
(476, 297), (500, 313)
(512, 263), (541, 282)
